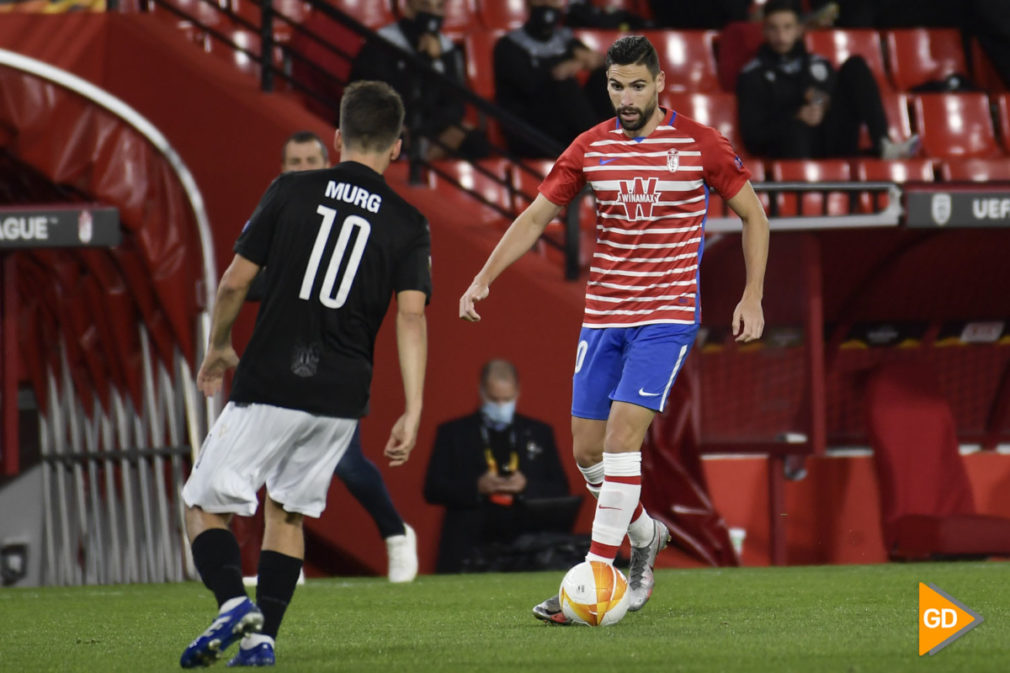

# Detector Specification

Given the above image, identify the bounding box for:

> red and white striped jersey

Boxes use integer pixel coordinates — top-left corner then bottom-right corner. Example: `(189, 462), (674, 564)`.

(540, 108), (750, 328)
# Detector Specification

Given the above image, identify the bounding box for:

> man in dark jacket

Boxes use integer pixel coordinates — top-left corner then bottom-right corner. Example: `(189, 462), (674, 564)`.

(424, 360), (570, 573)
(736, 0), (918, 159)
(493, 0), (611, 157)
(351, 0), (488, 160)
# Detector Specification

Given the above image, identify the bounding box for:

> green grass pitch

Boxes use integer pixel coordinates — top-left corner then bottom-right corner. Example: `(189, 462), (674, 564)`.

(1, 562), (1006, 672)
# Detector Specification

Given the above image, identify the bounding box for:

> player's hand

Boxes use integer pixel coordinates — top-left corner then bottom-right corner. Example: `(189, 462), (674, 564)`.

(196, 346), (239, 396)
(384, 412), (420, 467)
(459, 280), (489, 322)
(732, 296), (765, 343)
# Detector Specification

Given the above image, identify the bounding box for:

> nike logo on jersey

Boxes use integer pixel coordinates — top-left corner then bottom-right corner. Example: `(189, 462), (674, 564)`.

(638, 388), (662, 397)
(599, 158), (617, 165)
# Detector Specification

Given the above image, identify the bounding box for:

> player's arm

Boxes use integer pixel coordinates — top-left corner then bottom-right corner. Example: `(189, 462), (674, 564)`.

(459, 194), (563, 321)
(725, 182), (769, 342)
(196, 253), (261, 396)
(385, 289), (427, 467)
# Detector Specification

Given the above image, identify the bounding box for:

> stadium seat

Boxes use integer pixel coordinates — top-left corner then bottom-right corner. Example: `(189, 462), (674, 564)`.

(769, 159), (852, 217)
(333, 0), (395, 29)
(463, 29), (503, 102)
(804, 29), (890, 93)
(430, 159), (516, 222)
(885, 28), (968, 91)
(997, 94), (1010, 155)
(646, 30), (720, 94)
(715, 20), (763, 92)
(853, 159), (935, 212)
(866, 361), (1010, 560)
(662, 93), (745, 157)
(939, 158), (1010, 182)
(571, 29), (622, 59)
(477, 0), (526, 30)
(912, 93), (1001, 158)
(441, 0), (478, 33)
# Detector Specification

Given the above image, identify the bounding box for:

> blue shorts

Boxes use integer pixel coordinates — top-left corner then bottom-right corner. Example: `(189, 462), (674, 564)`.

(571, 324), (698, 420)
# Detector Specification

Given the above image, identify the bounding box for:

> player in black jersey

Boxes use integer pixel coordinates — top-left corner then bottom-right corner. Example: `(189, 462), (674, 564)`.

(179, 81), (431, 668)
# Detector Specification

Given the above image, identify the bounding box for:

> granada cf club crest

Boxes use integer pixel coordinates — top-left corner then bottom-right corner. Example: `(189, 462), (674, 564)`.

(617, 177), (661, 221)
(77, 210), (93, 244)
(666, 149), (680, 173)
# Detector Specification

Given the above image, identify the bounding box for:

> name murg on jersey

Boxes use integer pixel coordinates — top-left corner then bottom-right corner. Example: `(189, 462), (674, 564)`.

(325, 181), (383, 213)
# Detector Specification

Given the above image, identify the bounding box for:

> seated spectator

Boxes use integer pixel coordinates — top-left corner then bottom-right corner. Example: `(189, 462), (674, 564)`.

(493, 0), (612, 157)
(736, 0), (918, 159)
(424, 360), (571, 573)
(351, 0), (488, 160)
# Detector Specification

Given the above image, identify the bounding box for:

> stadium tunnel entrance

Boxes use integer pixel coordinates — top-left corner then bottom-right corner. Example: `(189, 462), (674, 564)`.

(0, 50), (215, 584)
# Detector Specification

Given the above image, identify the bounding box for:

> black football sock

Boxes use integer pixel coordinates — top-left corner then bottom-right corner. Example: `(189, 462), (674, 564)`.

(190, 528), (247, 608)
(257, 550), (304, 639)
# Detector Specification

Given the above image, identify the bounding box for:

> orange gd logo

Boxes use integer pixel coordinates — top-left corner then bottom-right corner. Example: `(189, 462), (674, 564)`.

(918, 583), (983, 656)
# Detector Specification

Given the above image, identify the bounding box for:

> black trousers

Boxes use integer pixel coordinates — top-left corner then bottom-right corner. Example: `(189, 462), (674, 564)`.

(775, 56), (889, 159)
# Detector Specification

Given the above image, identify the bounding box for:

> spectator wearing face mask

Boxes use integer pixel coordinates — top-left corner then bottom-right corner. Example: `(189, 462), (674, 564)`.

(424, 359), (570, 573)
(493, 0), (612, 157)
(351, 0), (489, 160)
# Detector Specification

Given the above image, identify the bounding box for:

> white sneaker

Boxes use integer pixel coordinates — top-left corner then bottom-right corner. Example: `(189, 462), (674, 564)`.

(386, 523), (418, 583)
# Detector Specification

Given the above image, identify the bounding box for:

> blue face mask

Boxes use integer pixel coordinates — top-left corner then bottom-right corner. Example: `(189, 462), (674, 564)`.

(481, 399), (516, 427)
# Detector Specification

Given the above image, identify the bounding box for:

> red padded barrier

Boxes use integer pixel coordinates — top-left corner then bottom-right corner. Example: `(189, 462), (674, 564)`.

(865, 360), (1010, 559)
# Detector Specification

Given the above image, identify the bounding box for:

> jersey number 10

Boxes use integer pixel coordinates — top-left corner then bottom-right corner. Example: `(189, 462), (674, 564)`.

(299, 205), (371, 308)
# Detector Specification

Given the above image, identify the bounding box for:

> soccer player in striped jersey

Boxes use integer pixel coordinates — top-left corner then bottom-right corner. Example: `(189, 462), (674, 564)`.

(459, 35), (768, 624)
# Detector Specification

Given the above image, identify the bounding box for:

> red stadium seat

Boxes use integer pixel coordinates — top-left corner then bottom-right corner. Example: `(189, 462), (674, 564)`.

(912, 93), (1001, 158)
(939, 158), (1010, 182)
(997, 94), (1010, 155)
(885, 28), (967, 91)
(441, 0), (479, 33)
(770, 159), (852, 216)
(462, 29), (507, 146)
(662, 93), (745, 158)
(804, 29), (890, 93)
(854, 159), (935, 212)
(646, 30), (720, 94)
(571, 29), (622, 59)
(334, 0), (395, 28)
(715, 20), (763, 92)
(430, 159), (515, 223)
(477, 0), (526, 30)
(463, 29), (504, 101)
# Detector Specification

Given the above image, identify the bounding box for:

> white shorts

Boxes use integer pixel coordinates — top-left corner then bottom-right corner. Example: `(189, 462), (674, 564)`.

(182, 402), (356, 518)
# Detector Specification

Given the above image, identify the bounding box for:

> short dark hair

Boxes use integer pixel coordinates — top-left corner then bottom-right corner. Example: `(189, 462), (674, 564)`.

(283, 131), (328, 163)
(480, 359), (519, 390)
(605, 35), (660, 78)
(339, 81), (405, 152)
(763, 0), (801, 19)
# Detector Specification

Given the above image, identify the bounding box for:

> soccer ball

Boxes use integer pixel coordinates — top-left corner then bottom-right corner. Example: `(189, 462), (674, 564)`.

(558, 561), (630, 626)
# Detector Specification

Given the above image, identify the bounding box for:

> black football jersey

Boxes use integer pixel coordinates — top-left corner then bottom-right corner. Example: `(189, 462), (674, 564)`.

(229, 161), (432, 418)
